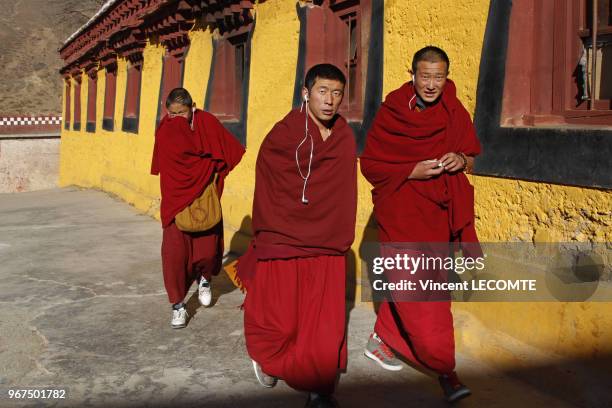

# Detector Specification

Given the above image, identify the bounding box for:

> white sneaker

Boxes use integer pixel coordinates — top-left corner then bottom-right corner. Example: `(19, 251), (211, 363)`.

(198, 278), (212, 307)
(171, 307), (187, 329)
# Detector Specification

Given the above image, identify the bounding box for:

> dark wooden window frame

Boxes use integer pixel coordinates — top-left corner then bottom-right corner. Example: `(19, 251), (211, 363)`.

(73, 75), (82, 131)
(155, 50), (187, 126)
(501, 0), (612, 127)
(103, 65), (117, 131)
(576, 0), (612, 116)
(64, 80), (71, 130)
(204, 23), (255, 146)
(122, 63), (142, 134)
(293, 0), (384, 152)
(331, 0), (365, 120)
(206, 33), (246, 121)
(86, 73), (97, 133)
(474, 0), (612, 189)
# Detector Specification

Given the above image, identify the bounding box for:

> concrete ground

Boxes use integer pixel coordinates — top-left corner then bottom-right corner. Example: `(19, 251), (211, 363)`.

(0, 188), (610, 408)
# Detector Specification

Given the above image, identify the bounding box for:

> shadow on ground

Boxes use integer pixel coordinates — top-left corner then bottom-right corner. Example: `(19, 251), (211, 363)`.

(25, 353), (610, 408)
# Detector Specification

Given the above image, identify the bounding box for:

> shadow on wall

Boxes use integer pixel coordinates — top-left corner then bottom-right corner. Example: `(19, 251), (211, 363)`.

(227, 215), (253, 256)
(358, 212), (380, 314)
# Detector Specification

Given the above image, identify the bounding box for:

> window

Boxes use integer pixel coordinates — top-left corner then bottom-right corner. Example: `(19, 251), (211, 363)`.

(64, 80), (71, 130)
(473, 0), (612, 188)
(501, 0), (612, 126)
(204, 24), (254, 146)
(73, 75), (82, 131)
(301, 0), (367, 122)
(207, 32), (249, 121)
(577, 0), (612, 112)
(122, 63), (142, 133)
(293, 0), (383, 152)
(156, 53), (185, 124)
(330, 0), (364, 120)
(103, 66), (117, 131)
(86, 72), (97, 132)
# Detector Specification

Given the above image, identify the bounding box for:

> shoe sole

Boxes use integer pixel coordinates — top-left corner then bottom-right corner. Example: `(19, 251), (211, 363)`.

(171, 323), (186, 329)
(364, 349), (403, 371)
(252, 360), (277, 388)
(446, 388), (471, 403)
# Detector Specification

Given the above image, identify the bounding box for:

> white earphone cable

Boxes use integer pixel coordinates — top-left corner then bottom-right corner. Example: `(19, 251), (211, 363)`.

(296, 95), (314, 204)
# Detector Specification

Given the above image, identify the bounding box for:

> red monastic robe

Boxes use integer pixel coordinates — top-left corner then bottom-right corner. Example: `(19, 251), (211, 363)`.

(151, 110), (245, 303)
(360, 80), (481, 375)
(241, 109), (357, 394)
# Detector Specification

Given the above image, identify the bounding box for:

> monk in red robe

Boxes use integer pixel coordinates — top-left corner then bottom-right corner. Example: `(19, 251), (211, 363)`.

(238, 64), (357, 408)
(360, 47), (481, 403)
(151, 88), (245, 329)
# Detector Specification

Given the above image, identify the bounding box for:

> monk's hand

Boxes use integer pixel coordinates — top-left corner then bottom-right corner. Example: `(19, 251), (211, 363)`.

(409, 160), (445, 180)
(440, 152), (465, 173)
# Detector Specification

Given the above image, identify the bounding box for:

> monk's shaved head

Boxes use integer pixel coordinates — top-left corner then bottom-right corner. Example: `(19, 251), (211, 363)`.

(411, 46), (450, 74)
(166, 87), (193, 108)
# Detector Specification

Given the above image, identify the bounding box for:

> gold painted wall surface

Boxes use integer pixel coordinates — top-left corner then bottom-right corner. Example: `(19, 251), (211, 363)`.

(60, 43), (166, 215)
(382, 0), (490, 114)
(473, 177), (611, 243)
(60, 34), (215, 219)
(182, 30), (214, 111)
(379, 0), (612, 359)
(221, 0), (301, 252)
(59, 0), (611, 359)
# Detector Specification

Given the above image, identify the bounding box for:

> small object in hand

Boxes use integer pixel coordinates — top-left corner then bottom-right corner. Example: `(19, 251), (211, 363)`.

(425, 159), (444, 168)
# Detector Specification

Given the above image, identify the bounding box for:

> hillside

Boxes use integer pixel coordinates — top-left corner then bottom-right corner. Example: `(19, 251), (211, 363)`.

(0, 0), (106, 115)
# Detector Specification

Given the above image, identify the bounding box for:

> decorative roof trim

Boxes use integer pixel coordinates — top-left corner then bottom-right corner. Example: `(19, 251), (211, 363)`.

(59, 0), (255, 74)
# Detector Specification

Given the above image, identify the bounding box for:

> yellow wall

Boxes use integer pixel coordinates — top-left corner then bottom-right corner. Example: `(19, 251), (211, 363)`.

(220, 0), (302, 250)
(379, 0), (612, 360)
(183, 30), (214, 111)
(59, 0), (612, 360)
(60, 34), (215, 219)
(382, 0), (489, 113)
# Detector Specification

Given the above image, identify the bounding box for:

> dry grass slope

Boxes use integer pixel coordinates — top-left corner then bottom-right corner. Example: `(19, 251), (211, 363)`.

(0, 0), (106, 115)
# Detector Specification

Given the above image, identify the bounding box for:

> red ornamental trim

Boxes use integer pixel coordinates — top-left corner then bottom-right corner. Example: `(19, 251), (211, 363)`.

(0, 115), (62, 135)
(84, 58), (99, 78)
(72, 71), (83, 83)
(97, 45), (118, 70)
(60, 0), (255, 74)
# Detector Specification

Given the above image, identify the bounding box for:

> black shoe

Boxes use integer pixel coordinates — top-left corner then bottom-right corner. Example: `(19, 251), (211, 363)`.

(305, 393), (339, 408)
(438, 372), (471, 403)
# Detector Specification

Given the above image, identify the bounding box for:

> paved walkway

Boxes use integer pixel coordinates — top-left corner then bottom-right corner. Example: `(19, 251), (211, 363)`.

(0, 188), (609, 407)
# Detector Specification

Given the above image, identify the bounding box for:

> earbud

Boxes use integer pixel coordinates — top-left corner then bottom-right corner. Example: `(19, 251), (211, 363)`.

(303, 93), (309, 102)
(412, 75), (415, 83)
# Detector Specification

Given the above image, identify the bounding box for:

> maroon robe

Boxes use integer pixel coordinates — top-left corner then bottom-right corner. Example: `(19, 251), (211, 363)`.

(237, 108), (357, 288)
(361, 80), (481, 375)
(242, 108), (357, 394)
(151, 110), (245, 303)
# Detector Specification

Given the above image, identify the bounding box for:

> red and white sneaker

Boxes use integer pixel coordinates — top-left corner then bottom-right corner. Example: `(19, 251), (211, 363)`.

(364, 332), (403, 371)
